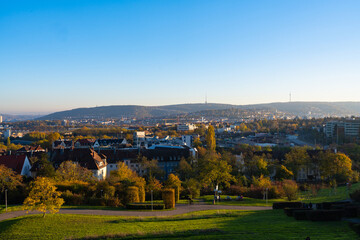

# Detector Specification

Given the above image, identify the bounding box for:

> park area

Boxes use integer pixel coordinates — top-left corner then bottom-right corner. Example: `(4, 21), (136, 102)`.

(0, 210), (357, 240)
(1, 183), (360, 239)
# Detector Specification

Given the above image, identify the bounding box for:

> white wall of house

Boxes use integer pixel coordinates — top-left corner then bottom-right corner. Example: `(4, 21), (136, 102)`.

(93, 167), (107, 180)
(20, 156), (32, 177)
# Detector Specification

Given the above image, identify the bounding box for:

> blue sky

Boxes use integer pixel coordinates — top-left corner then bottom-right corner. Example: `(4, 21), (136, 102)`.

(1, 0), (360, 114)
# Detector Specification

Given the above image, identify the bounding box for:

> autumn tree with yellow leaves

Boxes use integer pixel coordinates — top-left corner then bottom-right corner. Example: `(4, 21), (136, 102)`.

(23, 177), (64, 217)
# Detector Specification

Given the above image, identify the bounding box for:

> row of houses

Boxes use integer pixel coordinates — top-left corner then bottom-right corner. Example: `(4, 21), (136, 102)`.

(0, 139), (195, 180)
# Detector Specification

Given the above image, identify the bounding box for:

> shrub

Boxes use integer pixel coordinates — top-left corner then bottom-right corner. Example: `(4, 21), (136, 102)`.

(174, 186), (180, 203)
(284, 208), (310, 217)
(125, 186), (139, 204)
(306, 210), (343, 221)
(282, 180), (298, 201)
(126, 203), (165, 210)
(162, 188), (175, 209)
(88, 197), (103, 206)
(343, 206), (359, 218)
(293, 210), (312, 220)
(138, 185), (146, 203)
(7, 184), (27, 204)
(61, 190), (84, 205)
(226, 185), (243, 196)
(350, 189), (360, 202)
(183, 178), (201, 199)
(105, 197), (122, 207)
(273, 202), (302, 209)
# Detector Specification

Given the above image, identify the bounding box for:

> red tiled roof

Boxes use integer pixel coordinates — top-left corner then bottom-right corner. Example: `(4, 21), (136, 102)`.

(0, 155), (27, 174)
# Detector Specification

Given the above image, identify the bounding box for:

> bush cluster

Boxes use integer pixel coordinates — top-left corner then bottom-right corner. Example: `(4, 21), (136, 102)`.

(162, 188), (175, 209)
(272, 202), (302, 209)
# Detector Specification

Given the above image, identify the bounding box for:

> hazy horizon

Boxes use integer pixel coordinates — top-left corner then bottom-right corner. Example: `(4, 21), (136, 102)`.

(3, 100), (360, 116)
(1, 0), (360, 113)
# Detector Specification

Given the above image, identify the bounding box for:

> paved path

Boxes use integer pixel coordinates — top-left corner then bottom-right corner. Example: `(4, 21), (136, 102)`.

(0, 204), (271, 221)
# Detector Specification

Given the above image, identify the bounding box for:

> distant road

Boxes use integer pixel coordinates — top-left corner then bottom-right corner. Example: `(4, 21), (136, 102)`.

(290, 138), (315, 147)
(0, 204), (271, 221)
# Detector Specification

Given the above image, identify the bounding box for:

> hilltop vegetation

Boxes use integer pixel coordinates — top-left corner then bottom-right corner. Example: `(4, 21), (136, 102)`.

(37, 102), (360, 120)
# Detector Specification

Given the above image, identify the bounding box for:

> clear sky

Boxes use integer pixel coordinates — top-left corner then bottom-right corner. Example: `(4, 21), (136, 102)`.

(1, 0), (360, 114)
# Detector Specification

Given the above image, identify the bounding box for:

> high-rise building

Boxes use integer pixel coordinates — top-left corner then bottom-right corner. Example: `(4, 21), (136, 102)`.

(0, 115), (2, 123)
(325, 119), (360, 139)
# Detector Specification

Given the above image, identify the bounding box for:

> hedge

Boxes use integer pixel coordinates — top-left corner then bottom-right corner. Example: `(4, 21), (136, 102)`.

(344, 206), (359, 218)
(284, 208), (311, 217)
(174, 186), (180, 203)
(306, 210), (343, 221)
(273, 202), (302, 209)
(126, 203), (165, 210)
(293, 210), (311, 220)
(138, 186), (146, 203)
(162, 188), (175, 209)
(125, 186), (139, 204)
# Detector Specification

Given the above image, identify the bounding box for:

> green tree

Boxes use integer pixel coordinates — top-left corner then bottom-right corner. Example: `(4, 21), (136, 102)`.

(0, 165), (22, 204)
(274, 165), (294, 181)
(176, 158), (193, 180)
(199, 152), (234, 189)
(57, 161), (95, 182)
(319, 152), (353, 183)
(183, 178), (201, 198)
(284, 147), (310, 179)
(140, 157), (164, 179)
(23, 177), (64, 217)
(34, 154), (57, 178)
(205, 125), (216, 151)
(46, 132), (61, 148)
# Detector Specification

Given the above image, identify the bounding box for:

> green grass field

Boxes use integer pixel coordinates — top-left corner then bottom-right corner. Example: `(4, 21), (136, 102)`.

(0, 210), (357, 240)
(201, 182), (360, 206)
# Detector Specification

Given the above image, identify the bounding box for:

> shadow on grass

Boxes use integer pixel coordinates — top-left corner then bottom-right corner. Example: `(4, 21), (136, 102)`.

(67, 228), (224, 240)
(0, 217), (24, 233)
(107, 212), (239, 224)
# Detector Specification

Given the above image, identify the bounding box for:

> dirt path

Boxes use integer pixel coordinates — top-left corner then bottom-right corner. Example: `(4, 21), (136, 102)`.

(0, 204), (271, 221)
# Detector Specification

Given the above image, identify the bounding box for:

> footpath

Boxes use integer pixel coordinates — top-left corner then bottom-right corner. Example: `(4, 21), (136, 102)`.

(0, 203), (271, 221)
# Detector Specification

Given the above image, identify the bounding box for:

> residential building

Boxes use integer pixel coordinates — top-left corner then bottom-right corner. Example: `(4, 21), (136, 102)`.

(177, 123), (197, 131)
(0, 155), (32, 176)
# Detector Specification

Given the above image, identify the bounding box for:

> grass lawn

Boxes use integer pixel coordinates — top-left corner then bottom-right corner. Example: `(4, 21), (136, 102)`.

(201, 195), (285, 206)
(300, 182), (360, 203)
(0, 210), (357, 240)
(201, 182), (360, 206)
(0, 205), (24, 214)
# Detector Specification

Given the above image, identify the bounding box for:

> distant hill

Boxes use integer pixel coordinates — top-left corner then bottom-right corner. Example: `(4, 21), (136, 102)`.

(38, 103), (235, 120)
(242, 102), (360, 116)
(38, 102), (360, 120)
(1, 114), (44, 122)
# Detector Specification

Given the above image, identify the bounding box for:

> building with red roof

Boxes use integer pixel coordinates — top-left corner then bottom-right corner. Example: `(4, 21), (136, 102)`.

(0, 155), (32, 176)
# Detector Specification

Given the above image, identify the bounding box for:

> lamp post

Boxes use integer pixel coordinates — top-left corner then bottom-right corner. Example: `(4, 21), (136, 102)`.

(151, 190), (153, 211)
(5, 189), (8, 212)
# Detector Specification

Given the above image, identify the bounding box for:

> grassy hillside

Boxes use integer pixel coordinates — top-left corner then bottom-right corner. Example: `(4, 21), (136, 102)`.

(0, 210), (357, 239)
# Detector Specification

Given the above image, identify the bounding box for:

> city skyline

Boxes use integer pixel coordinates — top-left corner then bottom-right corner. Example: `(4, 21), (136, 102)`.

(1, 0), (360, 113)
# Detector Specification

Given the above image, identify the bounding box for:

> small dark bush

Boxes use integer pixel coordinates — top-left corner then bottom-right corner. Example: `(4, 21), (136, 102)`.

(226, 185), (243, 196)
(126, 203), (165, 210)
(306, 210), (343, 221)
(293, 210), (312, 220)
(350, 189), (360, 202)
(343, 206), (359, 218)
(273, 202), (302, 209)
(284, 208), (311, 217)
(88, 197), (104, 206)
(61, 191), (84, 205)
(322, 201), (351, 210)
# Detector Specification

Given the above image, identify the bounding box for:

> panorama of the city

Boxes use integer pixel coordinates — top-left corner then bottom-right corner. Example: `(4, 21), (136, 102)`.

(1, 1), (360, 239)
